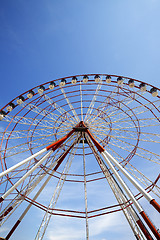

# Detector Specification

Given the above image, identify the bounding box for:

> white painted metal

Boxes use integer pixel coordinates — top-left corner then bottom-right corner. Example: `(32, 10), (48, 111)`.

(60, 85), (80, 122)
(103, 150), (153, 202)
(1, 75), (160, 239)
(1, 151), (53, 201)
(80, 77), (83, 121)
(17, 155), (62, 223)
(0, 134), (77, 226)
(103, 167), (144, 239)
(101, 152), (143, 213)
(88, 93), (160, 126)
(86, 134), (145, 239)
(35, 136), (81, 240)
(1, 114), (72, 128)
(42, 93), (76, 124)
(19, 101), (73, 128)
(82, 134), (89, 240)
(0, 148), (47, 179)
(84, 77), (102, 122)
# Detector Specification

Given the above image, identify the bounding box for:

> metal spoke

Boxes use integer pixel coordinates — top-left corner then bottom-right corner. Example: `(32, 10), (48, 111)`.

(95, 133), (160, 164)
(86, 134), (146, 239)
(1, 74), (160, 239)
(1, 114), (73, 129)
(84, 77), (102, 122)
(35, 134), (81, 240)
(0, 135), (76, 226)
(80, 77), (83, 121)
(83, 133), (89, 240)
(42, 93), (76, 124)
(60, 85), (80, 122)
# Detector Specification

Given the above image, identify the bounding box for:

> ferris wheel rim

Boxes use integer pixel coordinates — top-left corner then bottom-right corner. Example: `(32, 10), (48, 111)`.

(0, 73), (160, 182)
(1, 73), (160, 113)
(0, 73), (160, 240)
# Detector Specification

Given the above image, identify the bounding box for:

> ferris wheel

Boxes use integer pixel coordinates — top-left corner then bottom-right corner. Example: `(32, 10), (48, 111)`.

(0, 74), (160, 240)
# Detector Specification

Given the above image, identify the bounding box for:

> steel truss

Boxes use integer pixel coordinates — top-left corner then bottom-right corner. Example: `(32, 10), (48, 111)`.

(0, 74), (160, 240)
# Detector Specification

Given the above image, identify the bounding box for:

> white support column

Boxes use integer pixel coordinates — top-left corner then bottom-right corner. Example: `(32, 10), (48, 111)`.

(101, 152), (143, 213)
(0, 151), (53, 202)
(35, 143), (77, 240)
(82, 134), (89, 240)
(85, 133), (154, 240)
(4, 136), (80, 240)
(103, 150), (154, 202)
(4, 158), (61, 240)
(86, 127), (160, 239)
(0, 148), (47, 179)
(0, 135), (76, 225)
(0, 156), (60, 225)
(101, 152), (160, 239)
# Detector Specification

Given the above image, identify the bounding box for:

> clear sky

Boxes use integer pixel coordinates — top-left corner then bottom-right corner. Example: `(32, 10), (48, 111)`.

(1, 0), (160, 108)
(0, 0), (160, 240)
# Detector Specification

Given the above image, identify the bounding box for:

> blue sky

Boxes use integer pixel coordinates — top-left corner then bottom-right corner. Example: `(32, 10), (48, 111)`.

(0, 0), (160, 239)
(1, 0), (160, 108)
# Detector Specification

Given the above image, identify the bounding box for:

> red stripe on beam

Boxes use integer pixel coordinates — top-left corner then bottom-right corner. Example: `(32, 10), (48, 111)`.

(140, 211), (160, 240)
(0, 206), (13, 221)
(5, 220), (21, 240)
(46, 129), (75, 151)
(136, 219), (153, 240)
(150, 199), (160, 213)
(86, 129), (105, 153)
